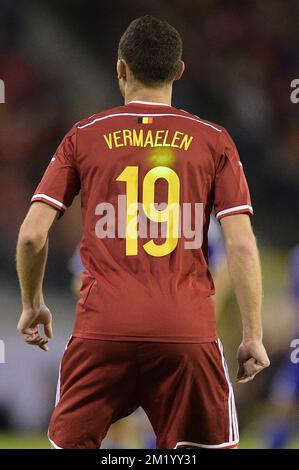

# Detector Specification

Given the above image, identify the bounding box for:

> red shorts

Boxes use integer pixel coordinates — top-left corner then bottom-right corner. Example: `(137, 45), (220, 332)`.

(48, 337), (239, 449)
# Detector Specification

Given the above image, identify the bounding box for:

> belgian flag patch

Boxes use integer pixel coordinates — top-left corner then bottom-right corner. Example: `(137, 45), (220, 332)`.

(138, 116), (153, 124)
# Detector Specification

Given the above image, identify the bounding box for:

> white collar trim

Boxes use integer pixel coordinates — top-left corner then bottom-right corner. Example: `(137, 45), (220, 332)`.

(128, 100), (171, 107)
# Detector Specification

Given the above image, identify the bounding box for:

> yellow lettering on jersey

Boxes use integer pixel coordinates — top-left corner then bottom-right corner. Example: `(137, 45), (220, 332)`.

(103, 133), (113, 149)
(132, 129), (144, 146)
(154, 130), (164, 147)
(162, 130), (170, 147)
(123, 129), (133, 147)
(180, 134), (193, 151)
(144, 130), (154, 147)
(103, 129), (193, 151)
(113, 130), (124, 147)
(171, 131), (184, 148)
(142, 167), (180, 256)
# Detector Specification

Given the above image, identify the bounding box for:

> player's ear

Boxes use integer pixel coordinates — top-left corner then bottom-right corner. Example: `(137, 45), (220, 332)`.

(117, 58), (127, 80)
(174, 60), (185, 81)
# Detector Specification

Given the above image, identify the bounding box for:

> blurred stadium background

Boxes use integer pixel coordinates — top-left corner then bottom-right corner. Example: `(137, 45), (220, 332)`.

(1, 0), (299, 449)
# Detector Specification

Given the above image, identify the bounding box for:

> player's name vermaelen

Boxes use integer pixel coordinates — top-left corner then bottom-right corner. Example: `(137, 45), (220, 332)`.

(103, 128), (193, 151)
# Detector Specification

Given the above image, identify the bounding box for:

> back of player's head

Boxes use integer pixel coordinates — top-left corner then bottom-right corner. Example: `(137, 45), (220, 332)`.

(118, 15), (183, 86)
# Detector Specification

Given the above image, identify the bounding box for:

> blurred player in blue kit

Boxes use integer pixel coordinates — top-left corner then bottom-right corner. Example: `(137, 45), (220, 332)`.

(265, 246), (299, 448)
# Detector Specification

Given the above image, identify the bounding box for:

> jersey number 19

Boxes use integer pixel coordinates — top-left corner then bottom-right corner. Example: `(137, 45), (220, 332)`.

(116, 166), (180, 257)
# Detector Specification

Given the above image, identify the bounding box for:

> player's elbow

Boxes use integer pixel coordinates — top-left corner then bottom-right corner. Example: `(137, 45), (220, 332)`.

(18, 225), (48, 252)
(225, 232), (257, 257)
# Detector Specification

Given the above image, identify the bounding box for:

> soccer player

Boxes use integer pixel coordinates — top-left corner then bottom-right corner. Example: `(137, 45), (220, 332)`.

(16, 15), (269, 449)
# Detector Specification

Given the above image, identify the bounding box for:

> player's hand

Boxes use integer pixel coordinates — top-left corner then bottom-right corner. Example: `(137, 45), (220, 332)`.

(236, 340), (270, 384)
(17, 303), (53, 352)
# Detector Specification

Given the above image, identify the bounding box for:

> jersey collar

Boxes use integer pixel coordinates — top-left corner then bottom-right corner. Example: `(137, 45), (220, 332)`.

(127, 100), (171, 107)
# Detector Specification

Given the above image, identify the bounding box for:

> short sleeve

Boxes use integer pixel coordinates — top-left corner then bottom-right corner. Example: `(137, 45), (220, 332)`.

(214, 129), (253, 220)
(31, 126), (80, 215)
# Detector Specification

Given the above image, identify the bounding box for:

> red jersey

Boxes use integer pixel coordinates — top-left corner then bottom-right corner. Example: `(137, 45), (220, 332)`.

(32, 101), (253, 343)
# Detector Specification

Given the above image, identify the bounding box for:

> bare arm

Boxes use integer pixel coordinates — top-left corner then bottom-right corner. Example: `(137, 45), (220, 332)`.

(16, 202), (59, 350)
(220, 214), (270, 382)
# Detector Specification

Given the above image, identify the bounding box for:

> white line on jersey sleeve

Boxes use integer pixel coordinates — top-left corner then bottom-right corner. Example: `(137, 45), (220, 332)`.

(216, 204), (253, 219)
(31, 194), (67, 210)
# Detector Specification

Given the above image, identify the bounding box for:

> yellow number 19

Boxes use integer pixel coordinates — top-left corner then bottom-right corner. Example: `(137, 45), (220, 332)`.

(116, 166), (180, 257)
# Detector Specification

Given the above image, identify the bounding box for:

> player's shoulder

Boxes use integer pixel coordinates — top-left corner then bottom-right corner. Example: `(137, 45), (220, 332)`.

(74, 105), (126, 130)
(73, 104), (230, 140)
(174, 108), (226, 136)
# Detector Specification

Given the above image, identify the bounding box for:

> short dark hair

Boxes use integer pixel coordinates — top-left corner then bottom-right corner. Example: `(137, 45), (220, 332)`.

(118, 15), (182, 86)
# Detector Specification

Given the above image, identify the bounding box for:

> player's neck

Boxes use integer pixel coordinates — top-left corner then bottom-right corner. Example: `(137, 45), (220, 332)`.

(124, 84), (172, 106)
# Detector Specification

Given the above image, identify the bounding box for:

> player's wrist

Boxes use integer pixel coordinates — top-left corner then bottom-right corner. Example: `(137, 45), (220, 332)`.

(242, 328), (263, 343)
(22, 293), (44, 310)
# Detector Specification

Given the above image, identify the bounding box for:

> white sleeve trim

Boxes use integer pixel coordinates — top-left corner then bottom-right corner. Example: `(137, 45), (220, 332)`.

(216, 204), (253, 219)
(31, 193), (66, 210)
